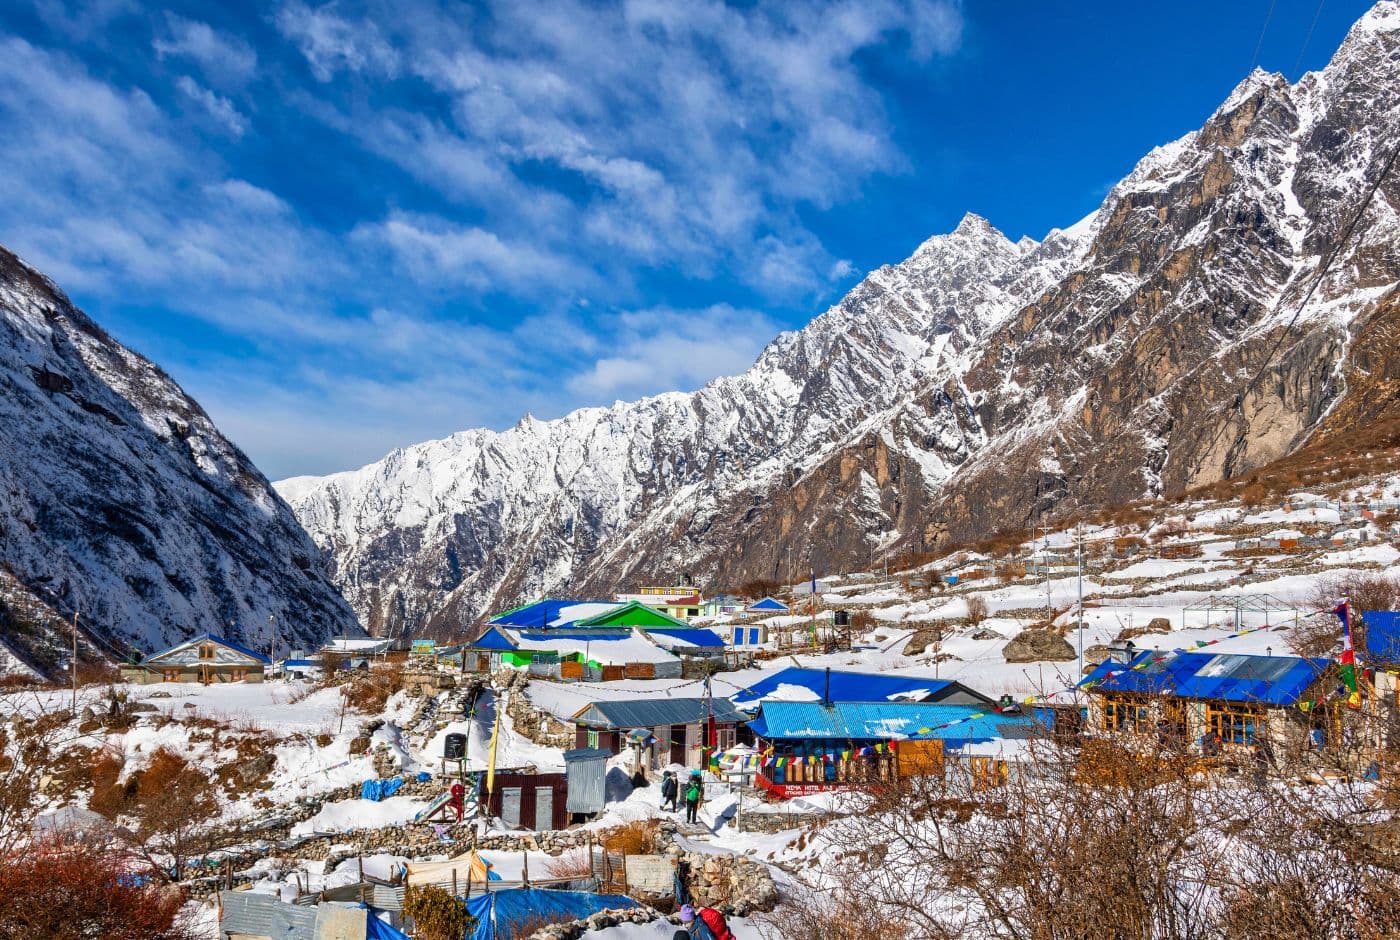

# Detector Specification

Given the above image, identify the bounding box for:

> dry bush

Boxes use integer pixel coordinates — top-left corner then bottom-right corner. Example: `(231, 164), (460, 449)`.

(759, 883), (910, 940)
(542, 848), (594, 880)
(735, 578), (781, 600)
(121, 748), (221, 881)
(340, 662), (405, 713)
(1240, 481), (1272, 507)
(0, 838), (198, 939)
(404, 884), (476, 940)
(995, 562), (1026, 583)
(599, 820), (660, 856)
(965, 596), (988, 627)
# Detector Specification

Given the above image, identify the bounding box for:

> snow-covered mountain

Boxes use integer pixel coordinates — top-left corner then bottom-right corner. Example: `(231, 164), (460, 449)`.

(0, 246), (358, 673)
(279, 2), (1400, 637)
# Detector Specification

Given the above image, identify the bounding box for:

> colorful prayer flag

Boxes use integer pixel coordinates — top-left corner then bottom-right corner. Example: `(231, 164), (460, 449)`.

(1334, 601), (1362, 709)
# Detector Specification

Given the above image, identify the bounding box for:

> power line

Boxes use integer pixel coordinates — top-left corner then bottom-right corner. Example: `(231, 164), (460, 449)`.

(1292, 0), (1327, 74)
(1249, 0), (1281, 71)
(1196, 132), (1400, 479)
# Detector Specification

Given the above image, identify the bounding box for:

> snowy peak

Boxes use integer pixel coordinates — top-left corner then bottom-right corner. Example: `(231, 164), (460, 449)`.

(279, 2), (1400, 638)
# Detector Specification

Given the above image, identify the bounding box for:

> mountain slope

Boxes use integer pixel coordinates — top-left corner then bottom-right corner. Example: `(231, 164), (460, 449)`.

(280, 2), (1400, 637)
(0, 246), (358, 672)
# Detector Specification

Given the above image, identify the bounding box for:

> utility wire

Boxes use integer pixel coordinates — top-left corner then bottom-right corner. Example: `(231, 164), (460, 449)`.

(1292, 0), (1327, 74)
(1250, 0), (1281, 71)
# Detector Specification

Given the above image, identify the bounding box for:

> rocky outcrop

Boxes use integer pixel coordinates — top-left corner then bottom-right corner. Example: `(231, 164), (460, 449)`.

(0, 246), (358, 671)
(1002, 630), (1076, 663)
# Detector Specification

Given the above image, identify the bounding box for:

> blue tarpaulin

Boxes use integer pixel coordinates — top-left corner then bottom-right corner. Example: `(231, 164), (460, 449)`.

(360, 777), (405, 801)
(1363, 610), (1400, 663)
(1080, 651), (1329, 705)
(365, 909), (411, 940)
(466, 889), (640, 940)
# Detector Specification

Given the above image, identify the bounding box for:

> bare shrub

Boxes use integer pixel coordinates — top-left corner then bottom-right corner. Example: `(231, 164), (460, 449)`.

(0, 837), (199, 939)
(403, 884), (476, 940)
(542, 848), (593, 880)
(122, 748), (220, 882)
(599, 820), (659, 856)
(340, 662), (405, 713)
(965, 595), (988, 626)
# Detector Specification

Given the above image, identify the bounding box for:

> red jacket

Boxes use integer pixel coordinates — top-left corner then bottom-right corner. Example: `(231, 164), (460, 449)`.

(698, 908), (734, 940)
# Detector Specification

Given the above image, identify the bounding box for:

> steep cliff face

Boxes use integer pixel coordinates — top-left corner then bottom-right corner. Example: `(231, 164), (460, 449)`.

(0, 246), (358, 672)
(281, 2), (1400, 635)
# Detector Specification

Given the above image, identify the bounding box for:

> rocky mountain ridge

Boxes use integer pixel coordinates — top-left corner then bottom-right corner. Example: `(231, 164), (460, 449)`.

(0, 246), (359, 673)
(279, 2), (1400, 637)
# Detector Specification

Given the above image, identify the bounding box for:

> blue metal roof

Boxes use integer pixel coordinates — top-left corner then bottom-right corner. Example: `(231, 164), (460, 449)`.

(487, 599), (615, 629)
(646, 628), (727, 648)
(471, 627), (518, 650)
(748, 701), (1034, 745)
(1363, 610), (1400, 663)
(146, 634), (271, 665)
(514, 630), (630, 643)
(281, 658), (317, 667)
(746, 597), (789, 611)
(1082, 650), (1329, 705)
(732, 667), (952, 706)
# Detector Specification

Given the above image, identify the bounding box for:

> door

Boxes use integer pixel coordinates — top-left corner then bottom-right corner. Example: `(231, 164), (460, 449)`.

(684, 724), (700, 768)
(534, 787), (554, 832)
(501, 787), (522, 828)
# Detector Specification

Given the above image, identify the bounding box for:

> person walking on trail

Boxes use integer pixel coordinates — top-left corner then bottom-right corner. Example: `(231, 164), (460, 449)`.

(679, 904), (735, 940)
(661, 771), (679, 812)
(684, 771), (704, 825)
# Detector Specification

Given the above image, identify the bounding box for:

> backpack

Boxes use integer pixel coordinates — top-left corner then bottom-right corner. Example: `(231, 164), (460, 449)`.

(698, 907), (735, 940)
(686, 783), (700, 802)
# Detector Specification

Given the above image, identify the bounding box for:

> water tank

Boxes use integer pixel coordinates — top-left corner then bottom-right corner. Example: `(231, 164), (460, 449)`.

(834, 610), (850, 627)
(444, 732), (467, 759)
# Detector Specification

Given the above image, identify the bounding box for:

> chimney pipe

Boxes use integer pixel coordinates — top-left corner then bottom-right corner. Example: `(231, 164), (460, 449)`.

(824, 666), (831, 705)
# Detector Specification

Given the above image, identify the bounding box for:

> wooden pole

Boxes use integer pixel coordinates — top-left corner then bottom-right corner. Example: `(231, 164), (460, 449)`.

(522, 850), (529, 888)
(71, 611), (79, 713)
(451, 868), (457, 897)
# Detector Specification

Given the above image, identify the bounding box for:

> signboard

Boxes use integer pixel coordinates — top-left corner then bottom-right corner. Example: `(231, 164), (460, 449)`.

(412, 639), (437, 655)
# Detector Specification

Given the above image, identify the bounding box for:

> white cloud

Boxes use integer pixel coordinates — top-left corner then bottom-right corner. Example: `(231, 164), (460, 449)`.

(275, 2), (399, 81)
(154, 15), (258, 85)
(566, 304), (779, 400)
(176, 75), (248, 137)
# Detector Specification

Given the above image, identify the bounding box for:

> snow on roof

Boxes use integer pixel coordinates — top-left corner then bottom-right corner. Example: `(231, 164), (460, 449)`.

(149, 634), (271, 664)
(732, 667), (951, 706)
(511, 629), (678, 665)
(323, 637), (392, 652)
(646, 628), (727, 649)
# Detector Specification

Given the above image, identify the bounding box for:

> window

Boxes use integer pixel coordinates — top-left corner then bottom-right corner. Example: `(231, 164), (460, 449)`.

(1205, 703), (1264, 745)
(587, 729), (599, 749)
(687, 608), (699, 617)
(732, 627), (744, 646)
(748, 628), (760, 645)
(716, 727), (736, 751)
(198, 643), (216, 660)
(162, 668), (181, 682)
(1102, 694), (1150, 733)
(229, 668), (247, 682)
(970, 756), (1008, 790)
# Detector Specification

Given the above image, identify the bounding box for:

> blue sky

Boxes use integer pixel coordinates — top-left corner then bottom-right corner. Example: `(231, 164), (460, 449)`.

(0, 0), (1375, 479)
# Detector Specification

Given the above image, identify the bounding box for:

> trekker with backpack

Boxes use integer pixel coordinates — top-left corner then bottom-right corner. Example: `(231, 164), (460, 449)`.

(684, 771), (704, 824)
(679, 903), (735, 940)
(661, 770), (679, 812)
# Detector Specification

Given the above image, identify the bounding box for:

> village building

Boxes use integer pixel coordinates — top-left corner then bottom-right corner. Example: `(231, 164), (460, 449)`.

(1081, 647), (1341, 758)
(747, 700), (1037, 798)
(122, 634), (269, 685)
(744, 597), (789, 616)
(570, 697), (748, 769)
(699, 593), (745, 618)
(614, 583), (704, 620)
(731, 667), (996, 709)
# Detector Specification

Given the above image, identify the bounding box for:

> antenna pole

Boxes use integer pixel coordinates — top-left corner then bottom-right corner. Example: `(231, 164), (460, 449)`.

(1076, 526), (1085, 677)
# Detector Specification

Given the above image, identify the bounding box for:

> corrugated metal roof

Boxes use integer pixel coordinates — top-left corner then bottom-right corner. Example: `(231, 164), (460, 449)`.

(573, 697), (745, 729)
(748, 701), (1034, 744)
(646, 628), (727, 648)
(146, 634), (271, 665)
(219, 891), (317, 939)
(1364, 610), (1400, 663)
(732, 667), (952, 706)
(470, 627), (518, 651)
(746, 597), (789, 611)
(488, 599), (616, 628)
(1082, 650), (1329, 705)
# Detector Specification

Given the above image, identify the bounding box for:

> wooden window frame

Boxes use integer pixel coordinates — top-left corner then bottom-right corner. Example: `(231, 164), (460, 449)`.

(229, 668), (247, 682)
(1101, 693), (1150, 734)
(198, 643), (216, 661)
(162, 668), (181, 682)
(1205, 702), (1264, 746)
